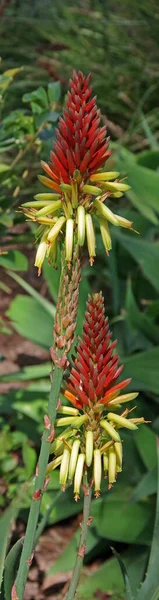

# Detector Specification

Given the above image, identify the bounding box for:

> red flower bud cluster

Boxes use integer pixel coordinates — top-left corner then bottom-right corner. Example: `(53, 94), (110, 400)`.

(42, 70), (110, 190)
(64, 292), (131, 409)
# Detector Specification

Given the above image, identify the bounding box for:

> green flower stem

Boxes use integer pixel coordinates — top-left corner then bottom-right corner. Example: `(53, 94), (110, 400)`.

(15, 364), (64, 600)
(65, 487), (92, 600)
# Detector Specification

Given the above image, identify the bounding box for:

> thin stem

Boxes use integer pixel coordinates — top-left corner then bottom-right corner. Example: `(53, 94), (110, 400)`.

(65, 487), (92, 600)
(15, 365), (64, 600)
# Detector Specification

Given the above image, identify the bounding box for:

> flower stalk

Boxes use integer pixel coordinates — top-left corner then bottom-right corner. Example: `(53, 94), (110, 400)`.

(15, 364), (64, 600)
(64, 486), (92, 600)
(15, 247), (81, 599)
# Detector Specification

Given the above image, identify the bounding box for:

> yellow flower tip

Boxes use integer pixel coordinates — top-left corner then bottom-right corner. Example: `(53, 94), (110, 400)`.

(77, 205), (85, 246)
(94, 449), (102, 495)
(90, 171), (120, 182)
(89, 257), (95, 266)
(103, 453), (109, 476)
(100, 419), (121, 442)
(47, 216), (66, 243)
(107, 412), (138, 431)
(69, 439), (80, 480)
(82, 184), (101, 195)
(94, 490), (101, 498)
(74, 453), (85, 498)
(85, 430), (93, 467)
(65, 218), (74, 263)
(74, 493), (80, 502)
(94, 198), (119, 226)
(108, 446), (117, 485)
(85, 213), (96, 263)
(59, 447), (70, 486)
(99, 216), (112, 254)
(61, 485), (67, 492)
(34, 240), (47, 273)
(57, 405), (79, 416)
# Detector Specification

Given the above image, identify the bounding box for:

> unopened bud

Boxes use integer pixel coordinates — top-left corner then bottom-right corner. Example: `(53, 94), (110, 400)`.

(114, 214), (133, 229)
(73, 414), (88, 429)
(51, 428), (77, 455)
(83, 184), (101, 195)
(74, 453), (85, 499)
(38, 175), (60, 192)
(101, 181), (131, 193)
(108, 446), (116, 485)
(85, 213), (96, 264)
(65, 218), (74, 262)
(55, 416), (80, 427)
(100, 419), (121, 442)
(107, 412), (138, 430)
(90, 172), (119, 182)
(94, 199), (119, 226)
(57, 405), (79, 416)
(115, 442), (122, 472)
(47, 216), (66, 243)
(46, 454), (62, 474)
(59, 447), (70, 486)
(103, 453), (109, 474)
(69, 439), (80, 479)
(94, 449), (102, 496)
(99, 216), (112, 254)
(36, 200), (61, 217)
(34, 193), (61, 201)
(34, 240), (47, 275)
(60, 183), (72, 193)
(22, 200), (53, 208)
(77, 205), (85, 246)
(109, 392), (138, 407)
(86, 430), (93, 467)
(47, 238), (58, 266)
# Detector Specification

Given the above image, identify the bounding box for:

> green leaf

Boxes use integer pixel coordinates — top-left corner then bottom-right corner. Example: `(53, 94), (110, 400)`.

(137, 150), (159, 170)
(0, 164), (10, 173)
(0, 362), (50, 382)
(0, 214), (13, 227)
(115, 231), (159, 293)
(116, 148), (159, 224)
(0, 251), (28, 271)
(23, 86), (48, 109)
(6, 295), (53, 348)
(131, 467), (157, 503)
(78, 555), (124, 598)
(35, 109), (59, 127)
(22, 443), (36, 478)
(92, 488), (153, 544)
(3, 539), (23, 600)
(136, 438), (159, 600)
(125, 280), (159, 344)
(111, 547), (133, 600)
(91, 487), (153, 544)
(123, 347), (159, 394)
(0, 503), (19, 589)
(48, 81), (61, 103)
(7, 270), (55, 317)
(134, 426), (157, 471)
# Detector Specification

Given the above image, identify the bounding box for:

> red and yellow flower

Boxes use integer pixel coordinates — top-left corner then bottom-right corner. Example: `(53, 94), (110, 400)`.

(48, 293), (146, 500)
(21, 71), (132, 273)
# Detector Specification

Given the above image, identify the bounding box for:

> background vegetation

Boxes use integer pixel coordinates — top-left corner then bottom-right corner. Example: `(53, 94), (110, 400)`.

(1, 1), (159, 598)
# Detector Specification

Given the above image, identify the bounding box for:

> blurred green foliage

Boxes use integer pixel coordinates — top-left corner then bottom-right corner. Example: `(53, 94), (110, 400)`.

(1, 1), (159, 598)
